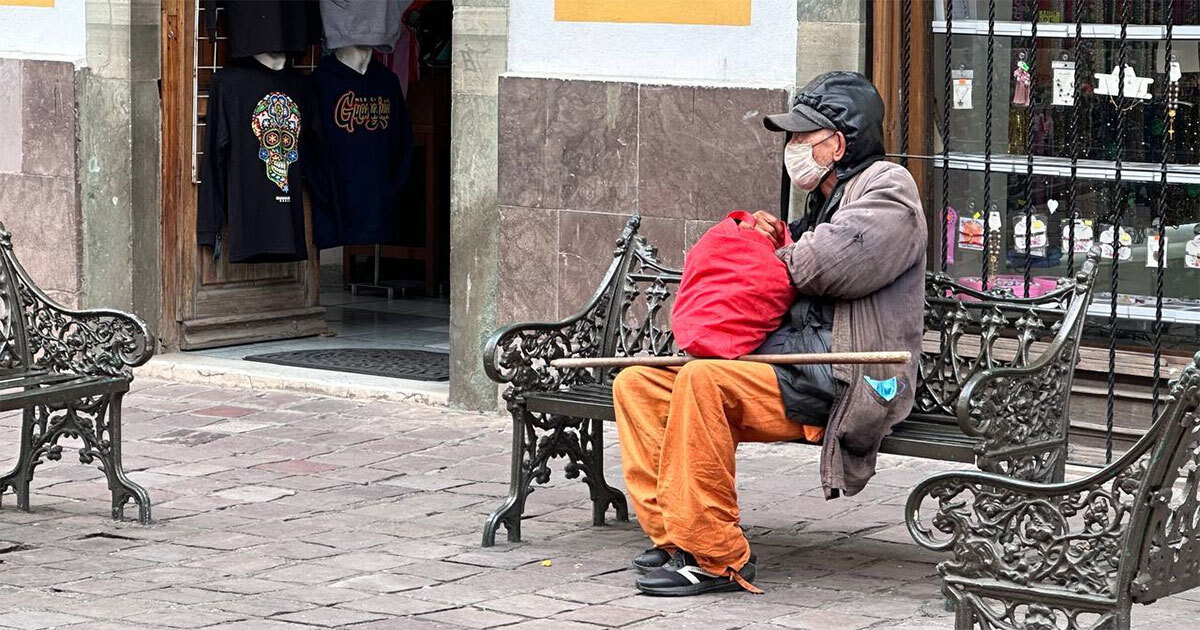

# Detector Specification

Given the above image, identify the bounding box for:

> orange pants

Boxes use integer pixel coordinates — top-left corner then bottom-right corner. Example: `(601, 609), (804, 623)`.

(612, 360), (825, 576)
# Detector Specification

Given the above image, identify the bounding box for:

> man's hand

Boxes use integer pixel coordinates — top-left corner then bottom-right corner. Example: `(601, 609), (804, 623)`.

(751, 211), (786, 247)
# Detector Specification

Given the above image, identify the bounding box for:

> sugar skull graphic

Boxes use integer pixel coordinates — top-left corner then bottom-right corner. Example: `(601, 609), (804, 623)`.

(251, 92), (301, 193)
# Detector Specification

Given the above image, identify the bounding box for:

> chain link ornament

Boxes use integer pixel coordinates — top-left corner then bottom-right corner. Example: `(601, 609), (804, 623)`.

(980, 0), (997, 291)
(1155, 3), (1177, 418)
(1106, 0), (1134, 465)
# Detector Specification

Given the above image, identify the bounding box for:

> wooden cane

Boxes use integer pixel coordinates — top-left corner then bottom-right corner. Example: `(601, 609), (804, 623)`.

(549, 351), (911, 369)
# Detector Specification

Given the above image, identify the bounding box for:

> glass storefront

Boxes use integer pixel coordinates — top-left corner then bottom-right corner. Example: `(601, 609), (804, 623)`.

(930, 0), (1200, 352)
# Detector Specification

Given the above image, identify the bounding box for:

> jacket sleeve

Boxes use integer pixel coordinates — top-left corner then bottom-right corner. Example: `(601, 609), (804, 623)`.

(776, 166), (926, 300)
(197, 74), (229, 248)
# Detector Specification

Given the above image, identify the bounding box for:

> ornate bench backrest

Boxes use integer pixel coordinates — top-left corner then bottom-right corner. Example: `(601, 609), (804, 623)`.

(0, 224), (31, 373)
(0, 222), (151, 378)
(1127, 354), (1200, 604)
(605, 231), (682, 364)
(915, 257), (1099, 417)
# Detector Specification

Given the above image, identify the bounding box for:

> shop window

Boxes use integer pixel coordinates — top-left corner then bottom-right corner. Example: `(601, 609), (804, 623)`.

(915, 0), (1200, 354)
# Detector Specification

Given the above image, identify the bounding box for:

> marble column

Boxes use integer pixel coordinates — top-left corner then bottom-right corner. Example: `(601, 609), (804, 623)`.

(449, 0), (509, 410)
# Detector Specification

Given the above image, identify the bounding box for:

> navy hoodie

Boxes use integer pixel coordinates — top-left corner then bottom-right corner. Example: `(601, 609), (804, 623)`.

(311, 55), (414, 248)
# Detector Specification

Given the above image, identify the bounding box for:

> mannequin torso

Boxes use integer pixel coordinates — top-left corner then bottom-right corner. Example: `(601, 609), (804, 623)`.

(334, 45), (372, 75)
(253, 52), (287, 71)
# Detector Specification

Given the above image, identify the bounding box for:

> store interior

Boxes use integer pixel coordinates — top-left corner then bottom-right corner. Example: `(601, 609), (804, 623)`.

(188, 0), (452, 380)
(932, 0), (1200, 354)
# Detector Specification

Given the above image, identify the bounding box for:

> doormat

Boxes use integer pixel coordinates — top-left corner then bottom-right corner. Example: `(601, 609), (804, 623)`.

(244, 348), (449, 381)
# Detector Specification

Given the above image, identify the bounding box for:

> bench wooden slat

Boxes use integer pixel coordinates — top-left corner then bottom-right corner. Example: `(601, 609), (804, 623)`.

(526, 389), (618, 422)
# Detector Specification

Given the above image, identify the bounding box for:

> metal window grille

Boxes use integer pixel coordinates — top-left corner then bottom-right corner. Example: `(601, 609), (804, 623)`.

(899, 0), (1200, 462)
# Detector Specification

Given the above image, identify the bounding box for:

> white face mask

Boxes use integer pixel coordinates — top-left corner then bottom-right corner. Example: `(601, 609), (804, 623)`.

(784, 133), (835, 191)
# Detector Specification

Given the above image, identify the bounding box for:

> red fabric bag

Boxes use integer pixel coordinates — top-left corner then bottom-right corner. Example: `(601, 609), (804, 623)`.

(671, 210), (796, 359)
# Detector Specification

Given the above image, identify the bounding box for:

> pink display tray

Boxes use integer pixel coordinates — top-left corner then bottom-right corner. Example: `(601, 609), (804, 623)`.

(955, 275), (1059, 300)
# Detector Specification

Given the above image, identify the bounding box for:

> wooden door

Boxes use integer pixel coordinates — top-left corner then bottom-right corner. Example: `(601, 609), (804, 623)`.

(161, 0), (326, 350)
(872, 0), (934, 254)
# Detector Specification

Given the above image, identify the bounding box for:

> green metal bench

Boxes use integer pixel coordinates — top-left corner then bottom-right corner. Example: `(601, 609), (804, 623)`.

(907, 352), (1200, 629)
(0, 222), (155, 523)
(482, 214), (1100, 547)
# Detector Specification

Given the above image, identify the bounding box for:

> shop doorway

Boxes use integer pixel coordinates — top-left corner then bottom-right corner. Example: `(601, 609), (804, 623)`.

(160, 0), (453, 379)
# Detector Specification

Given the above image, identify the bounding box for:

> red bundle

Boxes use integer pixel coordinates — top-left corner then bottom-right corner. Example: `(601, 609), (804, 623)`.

(671, 211), (796, 359)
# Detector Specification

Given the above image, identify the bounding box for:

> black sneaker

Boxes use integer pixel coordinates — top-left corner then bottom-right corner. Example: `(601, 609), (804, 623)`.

(632, 547), (674, 573)
(635, 550), (759, 596)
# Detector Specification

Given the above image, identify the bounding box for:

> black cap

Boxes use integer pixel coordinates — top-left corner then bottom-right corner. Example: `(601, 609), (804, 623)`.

(763, 102), (836, 133)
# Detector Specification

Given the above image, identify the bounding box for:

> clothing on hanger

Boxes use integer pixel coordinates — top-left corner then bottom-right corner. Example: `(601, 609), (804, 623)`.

(311, 55), (414, 248)
(320, 0), (411, 53)
(202, 0), (321, 59)
(198, 59), (334, 263)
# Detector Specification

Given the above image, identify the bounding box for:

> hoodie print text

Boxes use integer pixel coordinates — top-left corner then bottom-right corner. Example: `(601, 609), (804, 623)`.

(334, 91), (392, 133)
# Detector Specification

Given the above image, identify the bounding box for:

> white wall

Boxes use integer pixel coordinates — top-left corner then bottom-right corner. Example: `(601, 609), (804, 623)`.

(508, 0), (796, 87)
(0, 0), (87, 65)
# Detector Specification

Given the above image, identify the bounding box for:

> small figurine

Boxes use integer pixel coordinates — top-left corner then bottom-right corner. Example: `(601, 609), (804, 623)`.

(1013, 52), (1032, 107)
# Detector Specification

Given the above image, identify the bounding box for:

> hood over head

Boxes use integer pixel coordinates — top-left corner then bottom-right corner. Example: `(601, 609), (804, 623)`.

(765, 71), (886, 182)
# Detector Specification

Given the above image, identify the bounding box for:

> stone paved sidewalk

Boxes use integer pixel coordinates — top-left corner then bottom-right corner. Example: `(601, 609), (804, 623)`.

(0, 379), (1195, 629)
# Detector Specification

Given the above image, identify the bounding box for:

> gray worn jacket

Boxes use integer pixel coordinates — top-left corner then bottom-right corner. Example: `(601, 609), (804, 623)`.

(775, 160), (927, 499)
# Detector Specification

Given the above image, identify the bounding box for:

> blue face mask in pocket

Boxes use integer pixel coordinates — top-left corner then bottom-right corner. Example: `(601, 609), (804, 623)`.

(863, 375), (900, 402)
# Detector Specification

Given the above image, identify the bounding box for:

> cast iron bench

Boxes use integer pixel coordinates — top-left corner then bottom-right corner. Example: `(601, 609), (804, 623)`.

(0, 222), (155, 523)
(906, 351), (1200, 629)
(481, 214), (1100, 547)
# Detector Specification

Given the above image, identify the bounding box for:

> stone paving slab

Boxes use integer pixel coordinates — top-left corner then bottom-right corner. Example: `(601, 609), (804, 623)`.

(0, 378), (1192, 628)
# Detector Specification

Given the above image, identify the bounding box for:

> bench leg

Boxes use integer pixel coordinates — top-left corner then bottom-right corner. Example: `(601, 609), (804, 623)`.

(482, 411), (629, 547)
(0, 395), (150, 523)
(89, 393), (151, 524)
(581, 418), (628, 527)
(953, 598), (973, 630)
(0, 407), (39, 513)
(483, 408), (536, 547)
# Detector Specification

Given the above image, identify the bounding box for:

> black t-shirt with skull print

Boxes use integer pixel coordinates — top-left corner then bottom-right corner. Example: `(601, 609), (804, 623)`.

(198, 58), (333, 263)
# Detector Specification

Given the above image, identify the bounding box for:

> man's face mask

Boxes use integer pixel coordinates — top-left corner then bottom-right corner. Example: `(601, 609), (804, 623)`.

(784, 132), (836, 191)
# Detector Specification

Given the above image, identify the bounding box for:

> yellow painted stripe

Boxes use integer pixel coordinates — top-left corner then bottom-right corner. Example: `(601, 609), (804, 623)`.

(0, 0), (55, 6)
(555, 0), (751, 26)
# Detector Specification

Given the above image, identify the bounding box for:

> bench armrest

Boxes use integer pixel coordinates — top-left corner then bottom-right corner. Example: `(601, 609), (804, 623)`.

(904, 459), (1143, 599)
(910, 355), (1200, 603)
(953, 254), (1099, 455)
(483, 287), (616, 401)
(953, 348), (1076, 450)
(16, 269), (153, 378)
(483, 317), (602, 392)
